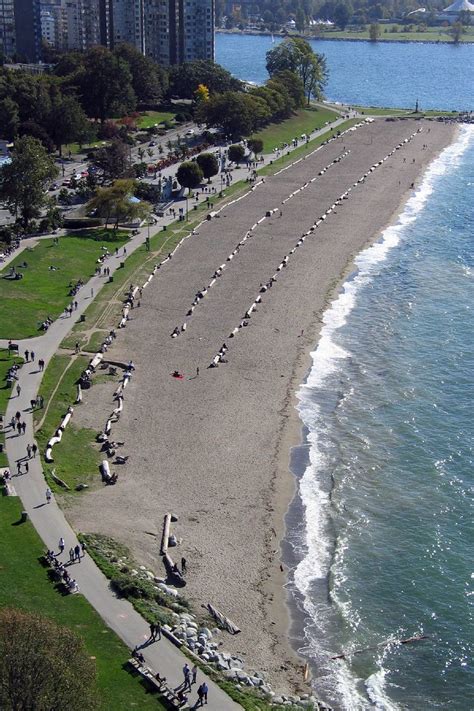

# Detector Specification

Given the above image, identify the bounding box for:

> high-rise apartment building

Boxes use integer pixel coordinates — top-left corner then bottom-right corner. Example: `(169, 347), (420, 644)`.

(0, 0), (214, 64)
(0, 0), (16, 58)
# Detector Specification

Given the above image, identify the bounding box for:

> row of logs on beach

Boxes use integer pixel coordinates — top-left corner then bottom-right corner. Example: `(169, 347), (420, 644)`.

(208, 125), (424, 369)
(171, 129), (365, 339)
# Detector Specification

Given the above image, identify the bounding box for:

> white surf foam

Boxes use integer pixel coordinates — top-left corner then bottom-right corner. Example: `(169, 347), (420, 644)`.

(292, 125), (474, 709)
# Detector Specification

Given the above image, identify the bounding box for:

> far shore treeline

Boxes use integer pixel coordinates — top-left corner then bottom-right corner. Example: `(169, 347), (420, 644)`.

(0, 39), (327, 148)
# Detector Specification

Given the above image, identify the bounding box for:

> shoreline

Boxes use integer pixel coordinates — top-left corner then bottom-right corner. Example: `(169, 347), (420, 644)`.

(216, 28), (474, 46)
(65, 119), (456, 698)
(261, 121), (458, 691)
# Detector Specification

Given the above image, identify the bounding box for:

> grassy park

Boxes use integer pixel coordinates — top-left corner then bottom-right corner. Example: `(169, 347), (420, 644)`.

(137, 111), (176, 129)
(315, 25), (474, 43)
(0, 230), (129, 339)
(0, 496), (165, 710)
(251, 106), (338, 152)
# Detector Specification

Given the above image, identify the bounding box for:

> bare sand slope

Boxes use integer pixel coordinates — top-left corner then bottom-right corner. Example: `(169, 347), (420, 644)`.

(67, 119), (454, 691)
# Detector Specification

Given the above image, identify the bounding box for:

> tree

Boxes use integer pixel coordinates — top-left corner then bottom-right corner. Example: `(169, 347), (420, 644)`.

(296, 5), (306, 31)
(266, 38), (328, 105)
(0, 136), (58, 231)
(0, 608), (97, 711)
(334, 2), (351, 29)
(247, 138), (264, 155)
(196, 91), (270, 140)
(0, 97), (19, 140)
(176, 161), (203, 189)
(87, 179), (150, 229)
(114, 43), (168, 103)
(47, 94), (92, 155)
(168, 60), (242, 99)
(369, 22), (381, 40)
(196, 152), (219, 181)
(228, 144), (246, 163)
(194, 83), (210, 104)
(92, 139), (131, 183)
(270, 70), (306, 110)
(75, 47), (136, 121)
(451, 21), (463, 42)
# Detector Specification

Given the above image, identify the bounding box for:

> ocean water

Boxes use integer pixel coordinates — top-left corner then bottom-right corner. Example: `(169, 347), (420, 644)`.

(286, 125), (474, 710)
(216, 33), (474, 110)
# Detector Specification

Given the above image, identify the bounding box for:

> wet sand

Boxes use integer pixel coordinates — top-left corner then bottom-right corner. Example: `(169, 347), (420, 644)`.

(67, 119), (455, 693)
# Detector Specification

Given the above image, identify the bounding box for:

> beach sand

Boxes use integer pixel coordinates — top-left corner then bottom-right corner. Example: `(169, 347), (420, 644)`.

(67, 119), (455, 694)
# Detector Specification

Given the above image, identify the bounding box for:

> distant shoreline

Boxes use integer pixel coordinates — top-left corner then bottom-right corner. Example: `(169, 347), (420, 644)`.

(216, 28), (474, 45)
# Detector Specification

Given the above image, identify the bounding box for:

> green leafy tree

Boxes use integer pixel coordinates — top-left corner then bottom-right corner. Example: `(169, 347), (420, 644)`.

(0, 136), (58, 231)
(0, 97), (19, 140)
(114, 43), (168, 103)
(87, 179), (150, 229)
(451, 21), (463, 42)
(270, 70), (306, 110)
(247, 138), (264, 155)
(168, 60), (242, 99)
(75, 47), (136, 121)
(228, 144), (246, 163)
(196, 91), (270, 140)
(266, 38), (328, 105)
(296, 5), (306, 31)
(176, 161), (203, 189)
(369, 22), (381, 40)
(0, 608), (97, 711)
(334, 2), (352, 29)
(196, 152), (219, 181)
(92, 139), (131, 183)
(47, 94), (92, 155)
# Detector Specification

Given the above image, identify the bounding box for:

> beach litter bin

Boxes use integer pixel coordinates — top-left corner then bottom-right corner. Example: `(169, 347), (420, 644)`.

(21, 511), (28, 522)
(80, 314), (86, 322)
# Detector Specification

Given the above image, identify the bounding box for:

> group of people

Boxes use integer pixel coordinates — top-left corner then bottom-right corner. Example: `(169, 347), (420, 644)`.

(69, 278), (84, 297)
(180, 663), (209, 707)
(11, 411), (26, 436)
(44, 549), (80, 594)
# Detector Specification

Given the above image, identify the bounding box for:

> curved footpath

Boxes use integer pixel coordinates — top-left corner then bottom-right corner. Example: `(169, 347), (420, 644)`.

(3, 234), (241, 710)
(1, 119), (352, 709)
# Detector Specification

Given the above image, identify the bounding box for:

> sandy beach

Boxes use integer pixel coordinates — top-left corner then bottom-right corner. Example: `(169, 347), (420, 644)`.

(66, 119), (455, 694)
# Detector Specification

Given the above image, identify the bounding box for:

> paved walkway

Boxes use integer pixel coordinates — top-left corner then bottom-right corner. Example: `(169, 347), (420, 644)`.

(1, 115), (355, 709)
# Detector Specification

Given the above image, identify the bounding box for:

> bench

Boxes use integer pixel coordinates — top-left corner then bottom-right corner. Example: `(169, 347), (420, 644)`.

(127, 659), (189, 708)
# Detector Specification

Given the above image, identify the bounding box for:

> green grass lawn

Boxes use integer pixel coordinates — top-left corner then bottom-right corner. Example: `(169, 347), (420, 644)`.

(137, 111), (176, 129)
(0, 496), (165, 710)
(0, 348), (23, 466)
(34, 354), (103, 492)
(0, 231), (129, 340)
(316, 25), (474, 42)
(259, 118), (360, 175)
(251, 106), (338, 153)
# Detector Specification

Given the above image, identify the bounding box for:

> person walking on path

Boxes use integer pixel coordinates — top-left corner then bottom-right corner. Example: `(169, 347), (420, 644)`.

(21, 422), (26, 435)
(202, 681), (208, 704)
(24, 350), (29, 362)
(74, 544), (81, 562)
(81, 541), (87, 557)
(181, 557), (187, 574)
(183, 663), (191, 691)
(91, 287), (94, 298)
(30, 351), (35, 362)
(16, 422), (22, 436)
(32, 443), (37, 458)
(58, 537), (65, 555)
(24, 461), (29, 474)
(16, 461), (21, 475)
(26, 444), (32, 459)
(197, 684), (205, 707)
(191, 664), (197, 685)
(69, 547), (75, 563)
(46, 488), (52, 504)
(16, 384), (21, 397)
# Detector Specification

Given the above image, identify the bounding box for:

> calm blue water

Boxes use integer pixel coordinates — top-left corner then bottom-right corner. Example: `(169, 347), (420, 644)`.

(289, 126), (474, 710)
(216, 34), (474, 110)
